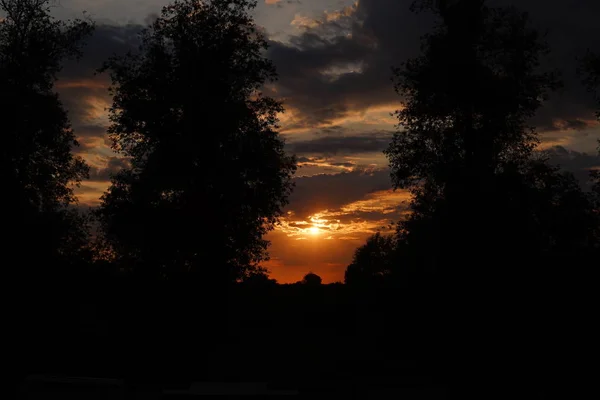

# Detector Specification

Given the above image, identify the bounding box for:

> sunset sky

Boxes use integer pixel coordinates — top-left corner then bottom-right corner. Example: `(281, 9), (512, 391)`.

(46, 0), (600, 283)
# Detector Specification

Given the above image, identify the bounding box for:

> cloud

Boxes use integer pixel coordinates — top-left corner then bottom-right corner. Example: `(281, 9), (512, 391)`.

(74, 181), (111, 206)
(264, 182), (411, 283)
(61, 24), (142, 79)
(290, 2), (358, 30)
(296, 157), (356, 174)
(278, 188), (409, 239)
(287, 130), (394, 156)
(269, 0), (600, 136)
(287, 166), (396, 218)
(543, 145), (600, 189)
(88, 157), (130, 182)
(58, 24), (143, 127)
(267, 0), (432, 129)
(54, 24), (144, 204)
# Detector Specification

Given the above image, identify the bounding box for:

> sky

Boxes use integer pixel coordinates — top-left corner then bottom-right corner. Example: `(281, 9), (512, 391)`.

(37, 0), (600, 283)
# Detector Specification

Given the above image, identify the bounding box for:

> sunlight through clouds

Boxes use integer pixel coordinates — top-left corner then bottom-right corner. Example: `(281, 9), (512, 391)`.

(279, 103), (401, 135)
(276, 189), (411, 240)
(290, 1), (358, 31)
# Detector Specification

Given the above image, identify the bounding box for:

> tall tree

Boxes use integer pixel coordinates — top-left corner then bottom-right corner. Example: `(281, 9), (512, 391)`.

(344, 232), (398, 287)
(384, 1), (599, 397)
(384, 0), (571, 277)
(2, 1), (94, 388)
(0, 0), (94, 273)
(582, 50), (600, 198)
(582, 50), (600, 113)
(96, 0), (296, 283)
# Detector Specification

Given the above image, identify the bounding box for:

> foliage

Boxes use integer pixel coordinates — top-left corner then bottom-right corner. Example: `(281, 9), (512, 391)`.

(581, 51), (600, 202)
(301, 272), (322, 286)
(344, 233), (398, 287)
(0, 0), (94, 271)
(96, 0), (296, 282)
(386, 1), (558, 195)
(382, 0), (600, 283)
(581, 50), (600, 118)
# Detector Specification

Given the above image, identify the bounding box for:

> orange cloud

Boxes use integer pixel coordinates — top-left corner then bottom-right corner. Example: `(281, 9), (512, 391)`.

(81, 96), (111, 125)
(75, 181), (111, 206)
(537, 120), (600, 152)
(296, 159), (355, 175)
(279, 102), (401, 135)
(290, 2), (358, 30)
(56, 79), (109, 90)
(276, 189), (411, 241)
(290, 14), (318, 29)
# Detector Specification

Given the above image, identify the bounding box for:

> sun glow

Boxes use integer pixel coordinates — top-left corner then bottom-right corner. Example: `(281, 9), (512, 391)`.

(308, 226), (321, 236)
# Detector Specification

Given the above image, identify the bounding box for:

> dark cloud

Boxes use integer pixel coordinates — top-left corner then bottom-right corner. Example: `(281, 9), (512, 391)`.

(56, 24), (144, 156)
(318, 125), (346, 135)
(88, 157), (130, 182)
(269, 0), (600, 132)
(287, 131), (394, 156)
(75, 124), (107, 137)
(266, 1), (431, 128)
(288, 167), (394, 218)
(490, 0), (600, 131)
(562, 120), (590, 131)
(543, 145), (600, 189)
(340, 209), (405, 225)
(61, 24), (143, 79)
(270, 0), (301, 8)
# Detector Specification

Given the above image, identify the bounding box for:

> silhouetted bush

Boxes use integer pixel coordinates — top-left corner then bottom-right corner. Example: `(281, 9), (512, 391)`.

(301, 272), (322, 286)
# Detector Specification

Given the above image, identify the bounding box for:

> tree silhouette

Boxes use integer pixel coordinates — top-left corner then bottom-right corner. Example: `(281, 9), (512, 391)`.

(344, 233), (397, 287)
(301, 272), (322, 286)
(242, 271), (277, 288)
(383, 0), (577, 279)
(582, 51), (600, 115)
(383, 1), (599, 396)
(582, 51), (600, 200)
(96, 0), (296, 282)
(0, 0), (94, 274)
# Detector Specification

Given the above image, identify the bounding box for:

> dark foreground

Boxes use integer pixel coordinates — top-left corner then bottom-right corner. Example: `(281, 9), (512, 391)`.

(7, 275), (592, 398)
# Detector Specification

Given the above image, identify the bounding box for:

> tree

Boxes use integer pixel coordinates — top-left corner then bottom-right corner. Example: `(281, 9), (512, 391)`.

(242, 271), (277, 287)
(581, 50), (600, 199)
(344, 232), (398, 287)
(301, 272), (322, 286)
(96, 0), (296, 283)
(384, 1), (599, 396)
(582, 51), (600, 115)
(384, 0), (569, 278)
(0, 0), (94, 274)
(1, 1), (94, 388)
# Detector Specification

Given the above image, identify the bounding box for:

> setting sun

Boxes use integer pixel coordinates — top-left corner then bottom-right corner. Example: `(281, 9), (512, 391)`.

(309, 226), (321, 235)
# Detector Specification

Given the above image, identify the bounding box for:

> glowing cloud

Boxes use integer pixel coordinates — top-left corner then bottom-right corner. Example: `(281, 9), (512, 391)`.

(276, 189), (411, 240)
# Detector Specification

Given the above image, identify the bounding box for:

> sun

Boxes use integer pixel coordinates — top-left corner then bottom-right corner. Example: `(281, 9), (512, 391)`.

(308, 226), (321, 236)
